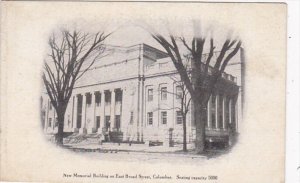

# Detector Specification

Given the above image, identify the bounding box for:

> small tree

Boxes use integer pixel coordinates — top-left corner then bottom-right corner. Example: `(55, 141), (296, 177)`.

(42, 29), (110, 145)
(173, 79), (191, 152)
(152, 72), (191, 152)
(152, 28), (241, 153)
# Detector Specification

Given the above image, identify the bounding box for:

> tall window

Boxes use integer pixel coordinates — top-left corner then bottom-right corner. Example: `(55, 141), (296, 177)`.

(176, 86), (183, 99)
(148, 112), (153, 125)
(95, 92), (101, 106)
(115, 115), (121, 131)
(176, 111), (183, 124)
(48, 118), (52, 127)
(96, 116), (100, 129)
(161, 87), (167, 100)
(105, 91), (111, 104)
(130, 111), (134, 124)
(49, 101), (52, 110)
(218, 95), (223, 129)
(115, 89), (122, 103)
(231, 99), (236, 132)
(105, 116), (111, 131)
(225, 98), (230, 129)
(148, 89), (153, 101)
(67, 115), (71, 127)
(161, 111), (167, 124)
(86, 93), (92, 107)
(211, 95), (216, 129)
(76, 95), (83, 128)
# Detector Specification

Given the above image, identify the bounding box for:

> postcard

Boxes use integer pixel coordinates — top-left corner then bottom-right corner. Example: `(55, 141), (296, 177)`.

(0, 1), (286, 183)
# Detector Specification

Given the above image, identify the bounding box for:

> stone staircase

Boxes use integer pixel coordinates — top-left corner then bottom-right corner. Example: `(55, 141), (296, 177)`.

(63, 133), (102, 145)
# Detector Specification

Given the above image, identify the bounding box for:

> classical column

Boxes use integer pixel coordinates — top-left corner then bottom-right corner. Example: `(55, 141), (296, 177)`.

(73, 95), (78, 132)
(44, 100), (49, 133)
(223, 96), (226, 130)
(235, 100), (238, 132)
(207, 96), (211, 128)
(79, 93), (87, 134)
(53, 109), (56, 131)
(111, 89), (116, 130)
(99, 91), (105, 133)
(215, 94), (219, 129)
(87, 92), (96, 133)
(229, 99), (232, 125)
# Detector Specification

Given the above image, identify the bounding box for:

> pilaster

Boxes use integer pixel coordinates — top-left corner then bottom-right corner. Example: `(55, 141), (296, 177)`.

(79, 93), (87, 134)
(223, 96), (226, 129)
(99, 91), (105, 133)
(73, 95), (79, 132)
(215, 94), (219, 129)
(207, 96), (211, 128)
(111, 89), (116, 130)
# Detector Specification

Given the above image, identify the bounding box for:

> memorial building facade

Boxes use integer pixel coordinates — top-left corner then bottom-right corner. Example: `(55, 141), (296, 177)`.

(41, 43), (243, 146)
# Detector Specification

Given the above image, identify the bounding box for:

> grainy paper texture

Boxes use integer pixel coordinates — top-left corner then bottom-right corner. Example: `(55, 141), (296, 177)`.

(0, 1), (286, 183)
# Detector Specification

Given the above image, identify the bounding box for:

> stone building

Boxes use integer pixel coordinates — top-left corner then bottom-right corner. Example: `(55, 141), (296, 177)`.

(41, 43), (244, 146)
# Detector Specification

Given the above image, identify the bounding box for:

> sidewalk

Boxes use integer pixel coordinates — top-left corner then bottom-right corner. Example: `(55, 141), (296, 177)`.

(63, 142), (208, 159)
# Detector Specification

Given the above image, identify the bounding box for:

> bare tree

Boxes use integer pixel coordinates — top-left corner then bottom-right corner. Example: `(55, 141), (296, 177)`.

(154, 74), (191, 152)
(152, 30), (241, 153)
(42, 29), (110, 145)
(173, 78), (191, 152)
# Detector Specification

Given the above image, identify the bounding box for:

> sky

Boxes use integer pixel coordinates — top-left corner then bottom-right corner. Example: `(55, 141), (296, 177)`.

(61, 18), (240, 54)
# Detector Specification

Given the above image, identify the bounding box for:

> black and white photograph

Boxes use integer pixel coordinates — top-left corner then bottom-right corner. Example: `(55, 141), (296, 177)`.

(1, 1), (293, 183)
(40, 20), (244, 161)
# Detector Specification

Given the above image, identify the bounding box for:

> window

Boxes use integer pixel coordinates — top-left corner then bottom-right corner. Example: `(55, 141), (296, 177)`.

(49, 101), (52, 110)
(218, 95), (223, 128)
(86, 93), (92, 107)
(115, 115), (121, 131)
(148, 89), (153, 101)
(225, 98), (230, 128)
(161, 111), (167, 124)
(148, 112), (153, 125)
(96, 116), (100, 129)
(76, 95), (83, 128)
(130, 112), (134, 124)
(115, 90), (122, 102)
(211, 95), (216, 129)
(95, 92), (101, 106)
(176, 111), (183, 124)
(67, 115), (71, 127)
(176, 86), (183, 99)
(48, 118), (52, 127)
(55, 117), (58, 127)
(105, 91), (111, 104)
(161, 87), (167, 100)
(105, 116), (111, 131)
(231, 99), (236, 131)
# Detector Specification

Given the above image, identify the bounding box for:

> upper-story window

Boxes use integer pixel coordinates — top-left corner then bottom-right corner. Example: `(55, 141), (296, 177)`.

(161, 87), (167, 100)
(105, 91), (111, 104)
(148, 89), (153, 102)
(161, 111), (167, 124)
(176, 86), (183, 99)
(148, 112), (153, 125)
(48, 118), (52, 127)
(115, 89), (122, 103)
(130, 111), (134, 124)
(95, 92), (101, 106)
(86, 93), (92, 107)
(49, 101), (52, 110)
(176, 111), (183, 124)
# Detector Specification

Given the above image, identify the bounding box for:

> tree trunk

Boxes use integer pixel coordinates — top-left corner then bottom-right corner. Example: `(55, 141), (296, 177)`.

(55, 111), (65, 146)
(182, 115), (187, 152)
(194, 100), (206, 153)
